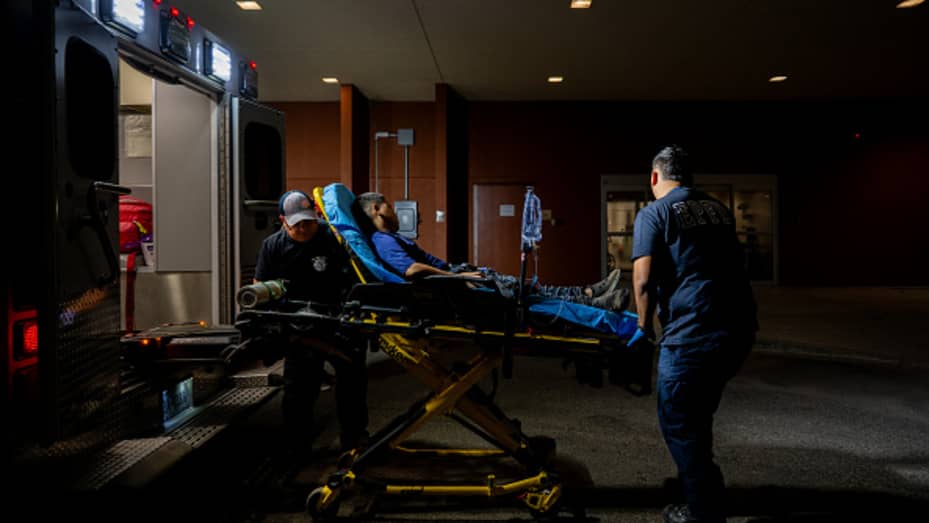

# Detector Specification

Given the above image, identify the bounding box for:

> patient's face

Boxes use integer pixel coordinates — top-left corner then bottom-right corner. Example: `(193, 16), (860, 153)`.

(375, 202), (399, 233)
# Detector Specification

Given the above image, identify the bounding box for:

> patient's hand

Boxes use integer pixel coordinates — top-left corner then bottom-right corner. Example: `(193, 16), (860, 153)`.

(458, 271), (483, 278)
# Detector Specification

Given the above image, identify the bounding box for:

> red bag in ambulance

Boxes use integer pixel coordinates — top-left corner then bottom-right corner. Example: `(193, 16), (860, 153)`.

(119, 195), (153, 253)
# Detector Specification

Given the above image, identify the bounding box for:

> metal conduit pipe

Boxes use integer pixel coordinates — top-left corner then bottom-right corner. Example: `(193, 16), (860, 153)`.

(373, 131), (396, 193)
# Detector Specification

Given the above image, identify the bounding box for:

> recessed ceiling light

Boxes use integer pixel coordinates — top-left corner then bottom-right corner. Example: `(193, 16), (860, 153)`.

(768, 75), (788, 83)
(321, 77), (339, 84)
(571, 0), (592, 8)
(236, 1), (262, 11)
(896, 0), (924, 8)
(547, 76), (564, 83)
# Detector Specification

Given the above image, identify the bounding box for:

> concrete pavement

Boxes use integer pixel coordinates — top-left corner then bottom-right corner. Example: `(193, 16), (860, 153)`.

(752, 286), (929, 369)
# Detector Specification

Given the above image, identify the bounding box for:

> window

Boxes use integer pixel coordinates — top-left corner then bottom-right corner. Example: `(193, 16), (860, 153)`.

(243, 123), (283, 200)
(66, 38), (116, 181)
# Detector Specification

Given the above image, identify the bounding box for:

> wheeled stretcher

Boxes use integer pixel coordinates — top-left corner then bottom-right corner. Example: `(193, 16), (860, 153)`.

(234, 184), (653, 520)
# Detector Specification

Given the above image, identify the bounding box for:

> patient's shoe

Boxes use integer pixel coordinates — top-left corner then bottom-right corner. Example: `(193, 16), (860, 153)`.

(592, 287), (630, 311)
(587, 269), (621, 297)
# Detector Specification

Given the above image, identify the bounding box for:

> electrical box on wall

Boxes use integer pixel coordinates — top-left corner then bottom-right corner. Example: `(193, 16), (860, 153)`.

(397, 128), (414, 146)
(394, 200), (418, 239)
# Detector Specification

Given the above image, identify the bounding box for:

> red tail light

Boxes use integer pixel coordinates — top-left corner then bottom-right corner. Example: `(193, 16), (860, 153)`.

(14, 319), (38, 359)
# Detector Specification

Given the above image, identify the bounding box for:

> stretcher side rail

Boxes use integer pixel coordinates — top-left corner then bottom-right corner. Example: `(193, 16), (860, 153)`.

(234, 289), (651, 396)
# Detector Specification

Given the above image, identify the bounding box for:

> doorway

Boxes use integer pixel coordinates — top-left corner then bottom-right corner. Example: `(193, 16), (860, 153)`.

(118, 57), (216, 329)
(472, 184), (528, 276)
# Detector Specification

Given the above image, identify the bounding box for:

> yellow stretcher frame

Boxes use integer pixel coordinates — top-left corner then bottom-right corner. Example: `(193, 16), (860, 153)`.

(298, 187), (621, 520)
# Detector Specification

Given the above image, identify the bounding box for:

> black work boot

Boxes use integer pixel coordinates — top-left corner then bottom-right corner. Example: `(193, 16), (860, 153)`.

(587, 269), (621, 297)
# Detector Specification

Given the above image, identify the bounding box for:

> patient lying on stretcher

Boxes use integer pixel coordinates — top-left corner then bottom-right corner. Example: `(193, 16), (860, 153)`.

(355, 192), (630, 312)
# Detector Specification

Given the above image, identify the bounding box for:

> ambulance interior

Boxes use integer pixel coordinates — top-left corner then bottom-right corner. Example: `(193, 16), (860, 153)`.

(118, 58), (217, 331)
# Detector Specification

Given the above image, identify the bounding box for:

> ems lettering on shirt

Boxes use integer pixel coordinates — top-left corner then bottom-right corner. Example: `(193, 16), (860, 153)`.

(671, 200), (731, 230)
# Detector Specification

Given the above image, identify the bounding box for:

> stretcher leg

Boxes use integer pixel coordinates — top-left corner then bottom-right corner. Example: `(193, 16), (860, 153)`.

(305, 333), (564, 521)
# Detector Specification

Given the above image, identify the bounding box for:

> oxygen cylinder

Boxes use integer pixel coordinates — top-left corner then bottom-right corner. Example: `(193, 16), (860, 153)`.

(236, 280), (287, 309)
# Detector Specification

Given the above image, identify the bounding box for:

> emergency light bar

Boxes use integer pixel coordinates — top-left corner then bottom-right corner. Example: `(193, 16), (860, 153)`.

(204, 40), (232, 83)
(100, 0), (146, 36)
(160, 6), (192, 64)
(240, 60), (258, 98)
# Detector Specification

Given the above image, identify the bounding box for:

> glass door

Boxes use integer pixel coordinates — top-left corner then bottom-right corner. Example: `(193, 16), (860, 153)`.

(732, 189), (775, 281)
(604, 190), (650, 276)
(602, 175), (778, 283)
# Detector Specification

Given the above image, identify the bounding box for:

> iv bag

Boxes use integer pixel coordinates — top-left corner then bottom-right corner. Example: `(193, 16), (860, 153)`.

(521, 187), (543, 245)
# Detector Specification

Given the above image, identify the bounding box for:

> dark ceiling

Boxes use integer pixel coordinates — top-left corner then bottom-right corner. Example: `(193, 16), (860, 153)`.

(186, 0), (929, 102)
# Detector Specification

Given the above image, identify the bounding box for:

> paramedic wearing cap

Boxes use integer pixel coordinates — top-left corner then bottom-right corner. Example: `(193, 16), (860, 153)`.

(254, 190), (368, 453)
(630, 146), (757, 523)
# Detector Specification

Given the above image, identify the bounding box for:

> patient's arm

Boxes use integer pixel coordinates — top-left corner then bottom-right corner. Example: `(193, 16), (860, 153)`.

(406, 263), (482, 279)
(406, 261), (456, 278)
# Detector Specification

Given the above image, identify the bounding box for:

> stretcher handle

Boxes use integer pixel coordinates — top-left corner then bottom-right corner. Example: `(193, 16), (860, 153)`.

(343, 301), (409, 315)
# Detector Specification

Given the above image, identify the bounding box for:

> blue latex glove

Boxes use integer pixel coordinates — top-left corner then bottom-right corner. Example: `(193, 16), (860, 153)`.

(627, 327), (650, 346)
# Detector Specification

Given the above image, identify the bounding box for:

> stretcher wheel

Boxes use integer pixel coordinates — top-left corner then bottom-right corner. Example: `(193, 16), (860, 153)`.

(306, 486), (339, 522)
(524, 483), (563, 520)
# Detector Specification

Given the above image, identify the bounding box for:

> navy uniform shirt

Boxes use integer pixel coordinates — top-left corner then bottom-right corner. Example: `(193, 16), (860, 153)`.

(254, 226), (354, 304)
(371, 231), (449, 277)
(632, 187), (757, 346)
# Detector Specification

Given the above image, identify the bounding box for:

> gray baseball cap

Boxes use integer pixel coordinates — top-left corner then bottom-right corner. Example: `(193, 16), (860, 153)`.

(278, 190), (319, 226)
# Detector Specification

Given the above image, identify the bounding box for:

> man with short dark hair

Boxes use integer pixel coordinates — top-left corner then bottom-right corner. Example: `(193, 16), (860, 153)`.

(631, 146), (757, 523)
(356, 192), (627, 309)
(254, 189), (369, 454)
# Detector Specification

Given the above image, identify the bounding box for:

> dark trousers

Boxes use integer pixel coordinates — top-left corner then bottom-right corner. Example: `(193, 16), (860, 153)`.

(281, 337), (369, 452)
(657, 336), (752, 522)
(484, 270), (585, 301)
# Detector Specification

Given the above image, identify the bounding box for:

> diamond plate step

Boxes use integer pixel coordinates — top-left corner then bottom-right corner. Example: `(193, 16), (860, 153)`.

(170, 386), (278, 449)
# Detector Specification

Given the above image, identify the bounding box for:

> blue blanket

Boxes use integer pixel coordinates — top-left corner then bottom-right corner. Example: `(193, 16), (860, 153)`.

(528, 299), (638, 340)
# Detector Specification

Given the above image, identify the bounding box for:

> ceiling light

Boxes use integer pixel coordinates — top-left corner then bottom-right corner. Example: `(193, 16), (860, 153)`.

(768, 75), (788, 83)
(896, 0), (924, 8)
(571, 0), (592, 8)
(236, 1), (263, 11)
(547, 76), (564, 83)
(321, 77), (339, 84)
